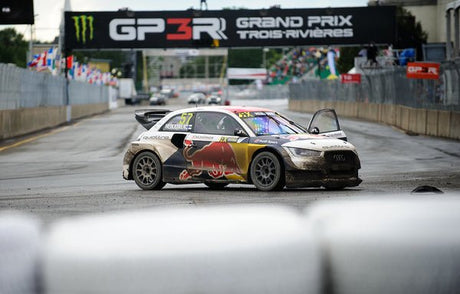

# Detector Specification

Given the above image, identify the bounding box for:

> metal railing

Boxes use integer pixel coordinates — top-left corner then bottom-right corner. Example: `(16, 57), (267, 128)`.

(289, 60), (460, 111)
(0, 63), (110, 110)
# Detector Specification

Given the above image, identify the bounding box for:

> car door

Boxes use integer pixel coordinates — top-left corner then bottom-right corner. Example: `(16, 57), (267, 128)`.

(306, 109), (348, 141)
(182, 111), (248, 182)
(159, 111), (195, 182)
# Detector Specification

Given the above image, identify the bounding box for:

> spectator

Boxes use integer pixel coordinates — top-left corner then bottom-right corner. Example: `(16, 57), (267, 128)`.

(367, 42), (378, 66)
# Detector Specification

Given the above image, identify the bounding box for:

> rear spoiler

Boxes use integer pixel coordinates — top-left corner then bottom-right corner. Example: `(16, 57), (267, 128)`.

(135, 109), (171, 130)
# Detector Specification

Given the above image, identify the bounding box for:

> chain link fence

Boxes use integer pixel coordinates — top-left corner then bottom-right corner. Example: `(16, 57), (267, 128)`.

(289, 60), (460, 111)
(0, 64), (110, 110)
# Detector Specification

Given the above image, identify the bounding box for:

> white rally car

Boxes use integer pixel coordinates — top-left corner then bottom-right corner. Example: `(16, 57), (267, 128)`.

(123, 106), (361, 191)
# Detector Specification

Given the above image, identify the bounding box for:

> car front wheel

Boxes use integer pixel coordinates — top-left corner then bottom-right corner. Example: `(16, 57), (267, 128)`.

(132, 151), (166, 190)
(250, 151), (284, 191)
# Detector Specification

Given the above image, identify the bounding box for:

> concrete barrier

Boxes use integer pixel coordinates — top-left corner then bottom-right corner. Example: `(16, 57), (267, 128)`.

(0, 103), (109, 140)
(450, 111), (460, 139)
(0, 106), (66, 140)
(71, 103), (108, 120)
(438, 110), (451, 138)
(289, 100), (460, 140)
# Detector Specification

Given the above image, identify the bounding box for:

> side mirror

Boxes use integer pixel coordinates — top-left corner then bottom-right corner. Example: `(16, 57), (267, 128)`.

(234, 129), (248, 137)
(310, 127), (320, 135)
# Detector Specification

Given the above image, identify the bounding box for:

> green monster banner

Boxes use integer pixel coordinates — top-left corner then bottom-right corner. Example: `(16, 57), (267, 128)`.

(65, 6), (396, 50)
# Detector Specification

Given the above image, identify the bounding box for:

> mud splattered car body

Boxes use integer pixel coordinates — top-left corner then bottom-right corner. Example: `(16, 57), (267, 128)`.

(123, 106), (361, 191)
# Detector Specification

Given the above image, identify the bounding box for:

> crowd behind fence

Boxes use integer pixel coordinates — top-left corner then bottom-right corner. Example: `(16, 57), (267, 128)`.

(289, 60), (460, 112)
(0, 64), (110, 110)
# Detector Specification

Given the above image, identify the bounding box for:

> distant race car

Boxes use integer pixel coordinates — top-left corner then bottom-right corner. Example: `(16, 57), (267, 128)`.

(123, 106), (362, 191)
(187, 93), (206, 104)
(206, 95), (222, 105)
(149, 94), (167, 105)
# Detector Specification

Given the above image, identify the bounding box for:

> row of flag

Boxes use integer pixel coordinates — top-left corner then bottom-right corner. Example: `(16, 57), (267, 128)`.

(27, 47), (60, 74)
(27, 47), (118, 86)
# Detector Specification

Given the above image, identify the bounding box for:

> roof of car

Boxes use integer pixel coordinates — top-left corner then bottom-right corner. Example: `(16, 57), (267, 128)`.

(180, 105), (274, 114)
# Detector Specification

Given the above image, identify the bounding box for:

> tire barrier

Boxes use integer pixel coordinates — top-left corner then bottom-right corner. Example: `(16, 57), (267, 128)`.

(0, 212), (41, 294)
(1, 197), (459, 294)
(304, 196), (460, 294)
(43, 206), (320, 294)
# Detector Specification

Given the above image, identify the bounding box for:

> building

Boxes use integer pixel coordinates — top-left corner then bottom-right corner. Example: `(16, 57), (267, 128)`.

(368, 0), (460, 59)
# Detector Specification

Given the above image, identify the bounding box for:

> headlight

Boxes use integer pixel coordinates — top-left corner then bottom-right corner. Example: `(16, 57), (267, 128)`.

(287, 147), (321, 157)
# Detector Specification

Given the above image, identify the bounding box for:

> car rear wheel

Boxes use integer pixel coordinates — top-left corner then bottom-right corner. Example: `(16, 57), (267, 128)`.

(204, 182), (229, 190)
(132, 151), (166, 190)
(250, 151), (285, 191)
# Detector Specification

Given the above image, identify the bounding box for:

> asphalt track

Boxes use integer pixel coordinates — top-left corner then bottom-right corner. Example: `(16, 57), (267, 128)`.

(1, 98), (459, 224)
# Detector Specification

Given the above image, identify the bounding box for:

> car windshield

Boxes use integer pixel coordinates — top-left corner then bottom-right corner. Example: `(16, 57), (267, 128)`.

(240, 112), (305, 136)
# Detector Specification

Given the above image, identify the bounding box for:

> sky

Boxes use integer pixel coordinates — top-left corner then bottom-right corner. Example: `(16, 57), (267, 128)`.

(2, 0), (369, 42)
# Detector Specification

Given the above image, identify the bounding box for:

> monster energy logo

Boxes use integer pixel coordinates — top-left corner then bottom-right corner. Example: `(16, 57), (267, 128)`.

(72, 15), (94, 43)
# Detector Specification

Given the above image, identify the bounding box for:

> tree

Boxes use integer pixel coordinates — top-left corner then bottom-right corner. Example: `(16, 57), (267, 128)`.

(337, 46), (361, 74)
(395, 6), (427, 61)
(0, 28), (28, 68)
(72, 50), (126, 69)
(228, 49), (262, 68)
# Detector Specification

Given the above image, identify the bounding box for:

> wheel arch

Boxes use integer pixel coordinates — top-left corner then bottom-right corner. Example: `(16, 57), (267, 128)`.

(128, 149), (162, 180)
(247, 146), (285, 185)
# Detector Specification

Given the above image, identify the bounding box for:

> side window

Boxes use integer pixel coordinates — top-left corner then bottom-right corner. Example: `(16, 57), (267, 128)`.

(194, 112), (241, 135)
(160, 112), (194, 132)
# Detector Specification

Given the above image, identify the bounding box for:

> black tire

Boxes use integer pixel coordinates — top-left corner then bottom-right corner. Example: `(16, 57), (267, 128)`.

(204, 182), (229, 190)
(250, 151), (285, 191)
(132, 151), (166, 190)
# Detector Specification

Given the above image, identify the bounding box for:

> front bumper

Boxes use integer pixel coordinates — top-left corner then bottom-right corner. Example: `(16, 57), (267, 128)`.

(283, 150), (362, 188)
(285, 170), (362, 188)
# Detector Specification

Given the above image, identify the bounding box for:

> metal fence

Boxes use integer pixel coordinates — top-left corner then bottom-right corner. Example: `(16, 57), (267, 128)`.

(0, 63), (110, 110)
(227, 84), (289, 100)
(289, 60), (460, 112)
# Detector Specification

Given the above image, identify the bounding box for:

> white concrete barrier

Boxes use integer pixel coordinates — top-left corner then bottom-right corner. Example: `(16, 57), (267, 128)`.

(43, 206), (320, 294)
(304, 196), (460, 294)
(0, 212), (41, 294)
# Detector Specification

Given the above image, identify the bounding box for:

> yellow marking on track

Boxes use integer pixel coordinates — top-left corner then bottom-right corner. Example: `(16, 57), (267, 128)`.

(0, 124), (75, 152)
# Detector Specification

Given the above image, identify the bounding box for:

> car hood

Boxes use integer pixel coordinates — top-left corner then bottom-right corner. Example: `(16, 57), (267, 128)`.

(251, 134), (356, 152)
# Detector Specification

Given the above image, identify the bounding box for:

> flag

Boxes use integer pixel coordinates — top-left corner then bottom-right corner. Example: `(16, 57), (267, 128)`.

(66, 55), (73, 69)
(27, 54), (40, 67)
(36, 51), (48, 72)
(46, 47), (56, 72)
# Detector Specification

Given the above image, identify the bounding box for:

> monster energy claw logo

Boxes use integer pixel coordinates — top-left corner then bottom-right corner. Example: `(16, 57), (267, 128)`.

(72, 15), (94, 43)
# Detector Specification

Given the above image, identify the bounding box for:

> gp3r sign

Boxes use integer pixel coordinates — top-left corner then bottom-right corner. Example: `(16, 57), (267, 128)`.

(406, 62), (440, 80)
(65, 7), (396, 50)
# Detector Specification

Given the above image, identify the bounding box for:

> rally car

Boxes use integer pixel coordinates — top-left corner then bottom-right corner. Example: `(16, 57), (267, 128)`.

(123, 106), (361, 191)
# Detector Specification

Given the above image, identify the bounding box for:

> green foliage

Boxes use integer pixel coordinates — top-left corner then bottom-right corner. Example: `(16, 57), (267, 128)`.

(395, 6), (427, 60)
(228, 49), (263, 85)
(266, 49), (283, 69)
(337, 46), (360, 74)
(228, 49), (262, 68)
(0, 28), (28, 68)
(72, 50), (126, 69)
(179, 55), (224, 78)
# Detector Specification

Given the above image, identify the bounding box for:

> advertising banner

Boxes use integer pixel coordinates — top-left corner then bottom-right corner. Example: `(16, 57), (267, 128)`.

(406, 62), (440, 80)
(340, 73), (361, 84)
(0, 0), (34, 24)
(227, 68), (267, 80)
(65, 6), (396, 50)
